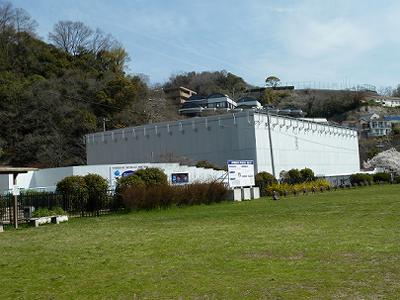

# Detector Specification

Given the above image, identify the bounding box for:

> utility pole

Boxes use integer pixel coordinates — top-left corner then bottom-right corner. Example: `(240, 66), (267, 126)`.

(266, 110), (276, 178)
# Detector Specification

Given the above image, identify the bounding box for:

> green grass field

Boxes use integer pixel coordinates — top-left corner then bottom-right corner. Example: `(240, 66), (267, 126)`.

(1, 185), (400, 299)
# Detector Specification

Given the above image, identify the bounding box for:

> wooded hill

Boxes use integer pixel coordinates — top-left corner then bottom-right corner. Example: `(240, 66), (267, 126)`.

(0, 1), (158, 167)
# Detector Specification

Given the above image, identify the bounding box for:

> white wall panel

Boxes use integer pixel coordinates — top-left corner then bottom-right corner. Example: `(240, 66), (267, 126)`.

(254, 114), (359, 176)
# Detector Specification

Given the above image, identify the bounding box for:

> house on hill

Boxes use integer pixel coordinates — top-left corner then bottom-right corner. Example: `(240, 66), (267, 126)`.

(164, 86), (197, 105)
(367, 96), (400, 107)
(359, 113), (391, 137)
(236, 97), (262, 109)
(179, 93), (237, 116)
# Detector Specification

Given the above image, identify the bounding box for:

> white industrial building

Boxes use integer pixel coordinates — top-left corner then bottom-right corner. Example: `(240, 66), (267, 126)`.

(0, 163), (226, 194)
(86, 111), (360, 177)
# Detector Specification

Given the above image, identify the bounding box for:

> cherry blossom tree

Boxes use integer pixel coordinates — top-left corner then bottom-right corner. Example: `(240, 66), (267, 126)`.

(364, 148), (400, 174)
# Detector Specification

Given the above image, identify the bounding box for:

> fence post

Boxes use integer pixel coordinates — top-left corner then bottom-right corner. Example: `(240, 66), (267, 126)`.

(13, 174), (18, 229)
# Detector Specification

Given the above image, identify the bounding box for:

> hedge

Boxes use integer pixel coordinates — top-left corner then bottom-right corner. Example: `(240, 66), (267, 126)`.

(121, 181), (229, 211)
(349, 173), (373, 185)
(372, 172), (391, 183)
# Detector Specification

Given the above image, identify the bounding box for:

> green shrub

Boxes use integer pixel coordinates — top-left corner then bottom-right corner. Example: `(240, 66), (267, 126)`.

(32, 207), (65, 217)
(84, 174), (109, 212)
(350, 173), (373, 185)
(134, 168), (168, 186)
(32, 208), (51, 218)
(394, 176), (400, 184)
(300, 168), (315, 182)
(56, 176), (88, 213)
(286, 169), (302, 184)
(255, 172), (277, 196)
(116, 174), (145, 191)
(52, 206), (66, 215)
(282, 168), (315, 184)
(56, 176), (87, 195)
(372, 172), (391, 183)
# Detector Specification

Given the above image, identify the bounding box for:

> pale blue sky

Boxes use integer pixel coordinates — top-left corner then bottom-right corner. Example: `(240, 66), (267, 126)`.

(11, 0), (400, 89)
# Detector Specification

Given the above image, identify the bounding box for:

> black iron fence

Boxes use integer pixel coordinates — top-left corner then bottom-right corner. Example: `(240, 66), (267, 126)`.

(0, 191), (120, 224)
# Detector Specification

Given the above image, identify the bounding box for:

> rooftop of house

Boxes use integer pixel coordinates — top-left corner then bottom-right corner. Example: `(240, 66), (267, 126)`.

(163, 86), (197, 93)
(237, 97), (259, 104)
(384, 115), (400, 121)
(359, 113), (380, 122)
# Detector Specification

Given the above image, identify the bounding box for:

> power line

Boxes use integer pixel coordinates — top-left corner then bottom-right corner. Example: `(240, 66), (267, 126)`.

(46, 91), (140, 114)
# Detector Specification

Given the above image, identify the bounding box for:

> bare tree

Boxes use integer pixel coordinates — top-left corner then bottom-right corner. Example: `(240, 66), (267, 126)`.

(0, 2), (37, 35)
(49, 20), (93, 55)
(14, 8), (37, 34)
(49, 21), (121, 56)
(0, 1), (14, 32)
(90, 28), (116, 54)
(392, 85), (400, 97)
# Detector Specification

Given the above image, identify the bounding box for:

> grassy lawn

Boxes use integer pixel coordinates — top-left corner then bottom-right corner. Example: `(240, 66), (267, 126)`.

(1, 185), (400, 299)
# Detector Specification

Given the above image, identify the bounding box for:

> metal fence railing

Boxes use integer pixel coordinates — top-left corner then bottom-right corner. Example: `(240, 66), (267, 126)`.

(0, 191), (120, 225)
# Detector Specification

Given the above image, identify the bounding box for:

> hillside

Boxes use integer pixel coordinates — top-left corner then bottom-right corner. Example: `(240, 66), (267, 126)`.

(0, 4), (152, 167)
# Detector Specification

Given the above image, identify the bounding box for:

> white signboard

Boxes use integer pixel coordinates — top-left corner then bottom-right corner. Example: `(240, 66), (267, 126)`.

(12, 185), (20, 196)
(110, 165), (148, 189)
(227, 160), (255, 188)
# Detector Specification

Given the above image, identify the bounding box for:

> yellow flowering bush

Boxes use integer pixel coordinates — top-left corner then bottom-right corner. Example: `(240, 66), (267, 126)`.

(265, 179), (331, 196)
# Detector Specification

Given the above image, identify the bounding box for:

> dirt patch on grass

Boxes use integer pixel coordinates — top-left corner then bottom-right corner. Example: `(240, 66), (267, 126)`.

(338, 252), (360, 263)
(242, 250), (305, 261)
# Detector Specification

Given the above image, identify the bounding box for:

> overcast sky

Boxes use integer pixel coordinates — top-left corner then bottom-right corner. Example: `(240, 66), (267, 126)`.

(11, 0), (400, 89)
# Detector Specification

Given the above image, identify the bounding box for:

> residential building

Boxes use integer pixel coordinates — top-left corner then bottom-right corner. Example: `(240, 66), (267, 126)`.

(236, 97), (262, 109)
(367, 96), (400, 107)
(359, 113), (391, 137)
(367, 120), (392, 137)
(164, 86), (197, 105)
(179, 93), (237, 116)
(206, 93), (237, 109)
